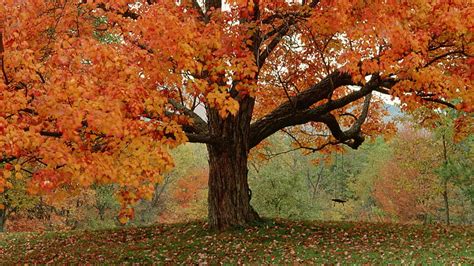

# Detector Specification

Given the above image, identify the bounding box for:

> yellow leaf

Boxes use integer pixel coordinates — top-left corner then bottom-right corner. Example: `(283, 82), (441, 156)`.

(118, 216), (129, 224)
(3, 170), (11, 179)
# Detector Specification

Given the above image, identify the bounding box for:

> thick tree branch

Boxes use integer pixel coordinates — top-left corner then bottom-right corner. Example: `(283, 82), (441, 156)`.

(249, 71), (353, 147)
(325, 93), (372, 149)
(249, 74), (381, 148)
(314, 114), (364, 149)
(259, 23), (292, 68)
(0, 156), (16, 164)
(375, 83), (457, 109)
(309, 93), (371, 150)
(39, 130), (63, 138)
(168, 99), (208, 133)
(191, 0), (206, 19)
(257, 1), (320, 68)
(347, 93), (372, 134)
(205, 0), (221, 11)
(186, 133), (225, 145)
(421, 97), (457, 109)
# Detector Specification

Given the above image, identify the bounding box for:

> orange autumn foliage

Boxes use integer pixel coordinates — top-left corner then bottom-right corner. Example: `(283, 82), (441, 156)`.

(173, 170), (208, 208)
(0, 1), (186, 222)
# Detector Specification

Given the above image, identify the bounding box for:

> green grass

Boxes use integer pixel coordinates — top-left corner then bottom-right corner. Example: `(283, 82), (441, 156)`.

(0, 220), (472, 264)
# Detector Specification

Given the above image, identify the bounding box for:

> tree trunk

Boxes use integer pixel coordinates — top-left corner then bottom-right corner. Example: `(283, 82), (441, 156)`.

(207, 143), (260, 230)
(98, 206), (105, 221)
(442, 134), (450, 225)
(206, 98), (260, 230)
(442, 180), (450, 225)
(0, 208), (6, 232)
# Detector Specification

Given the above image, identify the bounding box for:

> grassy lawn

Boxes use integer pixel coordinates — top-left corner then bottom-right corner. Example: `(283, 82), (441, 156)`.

(0, 220), (472, 264)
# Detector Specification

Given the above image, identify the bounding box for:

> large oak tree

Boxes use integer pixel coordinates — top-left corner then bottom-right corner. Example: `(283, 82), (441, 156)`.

(0, 1), (472, 230)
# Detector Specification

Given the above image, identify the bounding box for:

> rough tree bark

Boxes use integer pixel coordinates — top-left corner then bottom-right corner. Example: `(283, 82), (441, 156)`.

(0, 208), (6, 232)
(206, 98), (260, 230)
(442, 180), (450, 225)
(442, 134), (450, 225)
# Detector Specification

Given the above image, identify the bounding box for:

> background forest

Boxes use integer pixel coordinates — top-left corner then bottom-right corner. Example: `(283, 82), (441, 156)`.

(1, 109), (472, 232)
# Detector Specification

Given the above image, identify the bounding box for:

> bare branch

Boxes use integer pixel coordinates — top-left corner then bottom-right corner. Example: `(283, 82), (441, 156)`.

(0, 156), (17, 164)
(39, 130), (63, 138)
(421, 97), (457, 109)
(340, 112), (358, 120)
(0, 32), (10, 85)
(257, 2), (320, 69)
(168, 99), (208, 133)
(347, 93), (372, 134)
(281, 128), (338, 153)
(424, 50), (471, 68)
(191, 0), (206, 19)
(375, 82), (457, 109)
(259, 21), (293, 68)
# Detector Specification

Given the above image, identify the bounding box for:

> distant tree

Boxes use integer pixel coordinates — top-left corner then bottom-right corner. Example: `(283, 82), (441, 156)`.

(430, 112), (474, 225)
(156, 169), (208, 224)
(92, 185), (119, 221)
(345, 138), (391, 222)
(249, 134), (351, 220)
(0, 176), (40, 232)
(136, 143), (208, 224)
(372, 128), (441, 223)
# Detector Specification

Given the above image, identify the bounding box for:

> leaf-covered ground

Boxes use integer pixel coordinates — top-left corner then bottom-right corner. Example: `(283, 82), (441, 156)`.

(0, 220), (473, 264)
